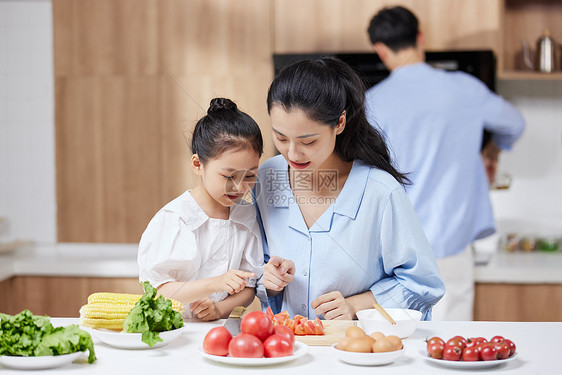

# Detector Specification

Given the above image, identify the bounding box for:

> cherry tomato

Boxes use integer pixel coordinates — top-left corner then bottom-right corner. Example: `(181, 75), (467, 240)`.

(427, 343), (444, 359)
(228, 333), (264, 358)
(263, 334), (294, 358)
(462, 346), (480, 362)
(494, 341), (510, 359)
(426, 336), (445, 346)
(490, 335), (505, 343)
(466, 337), (487, 348)
(503, 339), (516, 357)
(479, 343), (498, 361)
(446, 336), (467, 351)
(273, 325), (295, 344)
(443, 345), (462, 361)
(202, 326), (232, 356)
(240, 311), (274, 342)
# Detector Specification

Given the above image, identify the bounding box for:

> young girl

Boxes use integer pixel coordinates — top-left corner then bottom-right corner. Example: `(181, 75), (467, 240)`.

(255, 57), (445, 320)
(138, 98), (264, 321)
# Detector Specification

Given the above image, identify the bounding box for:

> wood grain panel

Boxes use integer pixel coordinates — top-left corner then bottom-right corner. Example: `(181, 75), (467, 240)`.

(0, 278), (14, 314)
(56, 77), (162, 242)
(9, 276), (143, 317)
(274, 0), (500, 53)
(53, 0), (159, 76)
(159, 0), (272, 76)
(474, 283), (562, 322)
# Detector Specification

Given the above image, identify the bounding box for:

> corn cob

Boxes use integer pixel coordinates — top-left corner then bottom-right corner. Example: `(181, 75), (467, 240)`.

(79, 292), (185, 330)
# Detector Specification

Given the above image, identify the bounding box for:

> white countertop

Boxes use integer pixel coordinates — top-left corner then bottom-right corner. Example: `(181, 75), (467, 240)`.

(0, 318), (559, 374)
(1, 242), (561, 284)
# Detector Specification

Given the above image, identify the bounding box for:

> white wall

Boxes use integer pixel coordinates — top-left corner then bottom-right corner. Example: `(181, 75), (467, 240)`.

(493, 80), (562, 237)
(0, 0), (56, 243)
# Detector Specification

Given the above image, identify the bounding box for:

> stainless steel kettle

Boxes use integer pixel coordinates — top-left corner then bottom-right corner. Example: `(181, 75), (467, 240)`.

(521, 30), (557, 73)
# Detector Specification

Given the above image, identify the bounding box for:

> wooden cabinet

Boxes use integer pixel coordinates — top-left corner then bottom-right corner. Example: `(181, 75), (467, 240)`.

(0, 276), (143, 316)
(273, 0), (500, 53)
(499, 0), (562, 79)
(474, 283), (562, 321)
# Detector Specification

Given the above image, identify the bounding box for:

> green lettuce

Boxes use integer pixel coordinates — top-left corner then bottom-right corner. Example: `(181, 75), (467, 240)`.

(123, 282), (184, 347)
(0, 310), (96, 363)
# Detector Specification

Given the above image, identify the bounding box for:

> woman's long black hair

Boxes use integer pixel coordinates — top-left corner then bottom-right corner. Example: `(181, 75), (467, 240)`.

(266, 57), (410, 186)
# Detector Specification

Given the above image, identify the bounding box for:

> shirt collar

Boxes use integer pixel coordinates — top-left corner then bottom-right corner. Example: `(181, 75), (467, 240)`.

(182, 191), (209, 231)
(183, 190), (257, 232)
(332, 160), (370, 219)
(263, 158), (370, 219)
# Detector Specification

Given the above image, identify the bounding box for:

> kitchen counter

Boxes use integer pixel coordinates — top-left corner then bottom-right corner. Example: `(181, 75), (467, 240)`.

(1, 242), (562, 284)
(0, 318), (559, 374)
(0, 243), (138, 282)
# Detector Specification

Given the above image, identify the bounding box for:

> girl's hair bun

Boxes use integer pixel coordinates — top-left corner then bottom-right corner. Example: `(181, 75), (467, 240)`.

(208, 97), (237, 114)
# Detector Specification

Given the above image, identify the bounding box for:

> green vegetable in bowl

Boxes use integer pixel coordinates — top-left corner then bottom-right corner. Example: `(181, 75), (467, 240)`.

(123, 281), (184, 347)
(0, 310), (96, 363)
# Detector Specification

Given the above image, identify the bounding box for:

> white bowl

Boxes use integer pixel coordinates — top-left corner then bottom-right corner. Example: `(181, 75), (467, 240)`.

(356, 308), (421, 338)
(331, 344), (405, 366)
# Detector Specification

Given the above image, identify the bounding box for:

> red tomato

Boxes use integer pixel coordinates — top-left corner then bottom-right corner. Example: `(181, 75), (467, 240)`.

(494, 341), (510, 359)
(479, 343), (498, 361)
(202, 326), (232, 356)
(426, 336), (445, 346)
(462, 346), (480, 362)
(228, 333), (264, 358)
(266, 306), (275, 321)
(446, 336), (467, 351)
(427, 343), (444, 359)
(263, 334), (294, 358)
(240, 311), (274, 342)
(466, 337), (487, 348)
(490, 335), (505, 343)
(503, 339), (516, 357)
(273, 325), (295, 344)
(443, 345), (462, 361)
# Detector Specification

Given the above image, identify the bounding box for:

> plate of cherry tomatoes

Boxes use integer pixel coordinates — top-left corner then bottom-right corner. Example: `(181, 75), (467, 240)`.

(200, 311), (309, 366)
(423, 335), (517, 369)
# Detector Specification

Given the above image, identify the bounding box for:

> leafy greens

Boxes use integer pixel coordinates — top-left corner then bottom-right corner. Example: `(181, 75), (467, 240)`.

(0, 309), (96, 363)
(123, 281), (184, 347)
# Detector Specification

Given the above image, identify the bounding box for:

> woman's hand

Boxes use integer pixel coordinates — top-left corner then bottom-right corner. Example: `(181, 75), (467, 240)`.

(213, 269), (255, 294)
(311, 291), (355, 320)
(190, 297), (221, 321)
(263, 256), (295, 293)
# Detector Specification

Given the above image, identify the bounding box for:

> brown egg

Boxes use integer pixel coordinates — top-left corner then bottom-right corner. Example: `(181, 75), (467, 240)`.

(369, 331), (386, 342)
(336, 337), (352, 350)
(386, 335), (403, 350)
(344, 337), (373, 353)
(372, 338), (395, 353)
(345, 326), (366, 338)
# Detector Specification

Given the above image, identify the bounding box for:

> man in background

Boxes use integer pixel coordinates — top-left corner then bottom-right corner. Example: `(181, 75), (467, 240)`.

(365, 6), (525, 320)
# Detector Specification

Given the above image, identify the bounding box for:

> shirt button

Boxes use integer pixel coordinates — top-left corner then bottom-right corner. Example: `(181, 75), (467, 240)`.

(301, 304), (306, 311)
(303, 271), (307, 276)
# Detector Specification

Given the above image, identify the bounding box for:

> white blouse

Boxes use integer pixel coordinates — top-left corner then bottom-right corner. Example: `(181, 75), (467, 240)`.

(137, 191), (264, 318)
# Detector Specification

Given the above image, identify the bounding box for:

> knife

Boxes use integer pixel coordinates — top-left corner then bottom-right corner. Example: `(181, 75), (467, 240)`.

(223, 306), (246, 336)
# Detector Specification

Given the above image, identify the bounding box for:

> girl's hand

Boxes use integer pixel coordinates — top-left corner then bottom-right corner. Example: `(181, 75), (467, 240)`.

(311, 291), (355, 320)
(190, 297), (220, 321)
(263, 256), (295, 292)
(214, 269), (255, 294)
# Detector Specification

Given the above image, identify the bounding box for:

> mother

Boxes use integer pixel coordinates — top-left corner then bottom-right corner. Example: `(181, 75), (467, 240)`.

(254, 57), (444, 320)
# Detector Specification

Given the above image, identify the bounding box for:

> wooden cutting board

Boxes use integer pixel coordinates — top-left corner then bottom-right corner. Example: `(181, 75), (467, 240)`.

(295, 320), (357, 346)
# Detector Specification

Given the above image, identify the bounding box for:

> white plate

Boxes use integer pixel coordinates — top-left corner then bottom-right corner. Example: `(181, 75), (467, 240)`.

(91, 326), (184, 349)
(200, 341), (308, 366)
(332, 344), (405, 366)
(0, 352), (82, 370)
(423, 351), (518, 369)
